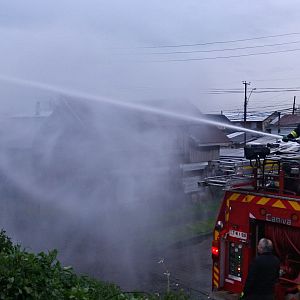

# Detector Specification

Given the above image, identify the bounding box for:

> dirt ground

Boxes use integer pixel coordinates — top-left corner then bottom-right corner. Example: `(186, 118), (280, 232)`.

(116, 236), (213, 299)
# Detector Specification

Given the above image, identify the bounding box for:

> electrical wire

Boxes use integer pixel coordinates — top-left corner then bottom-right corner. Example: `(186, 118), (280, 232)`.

(203, 88), (298, 92)
(203, 89), (300, 94)
(252, 76), (300, 82)
(150, 47), (300, 62)
(208, 86), (300, 90)
(207, 106), (295, 115)
(147, 40), (300, 55)
(141, 32), (300, 48)
(217, 104), (290, 113)
(254, 86), (300, 90)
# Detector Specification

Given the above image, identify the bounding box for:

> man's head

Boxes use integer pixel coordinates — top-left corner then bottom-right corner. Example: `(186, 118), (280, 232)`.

(257, 238), (273, 254)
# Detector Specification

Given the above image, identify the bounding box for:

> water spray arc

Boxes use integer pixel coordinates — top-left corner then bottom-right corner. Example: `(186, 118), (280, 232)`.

(0, 75), (282, 139)
(0, 74), (283, 295)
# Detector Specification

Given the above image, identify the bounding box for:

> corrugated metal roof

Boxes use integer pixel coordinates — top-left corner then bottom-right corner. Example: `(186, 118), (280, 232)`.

(205, 114), (231, 124)
(248, 136), (280, 144)
(227, 132), (244, 138)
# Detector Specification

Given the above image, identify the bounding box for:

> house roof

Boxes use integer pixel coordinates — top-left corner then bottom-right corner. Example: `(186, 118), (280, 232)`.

(205, 114), (231, 124)
(226, 112), (276, 122)
(226, 131), (255, 144)
(227, 132), (244, 139)
(277, 114), (300, 126)
(249, 135), (280, 144)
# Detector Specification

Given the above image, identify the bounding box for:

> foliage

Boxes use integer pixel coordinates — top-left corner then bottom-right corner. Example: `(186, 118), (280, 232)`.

(0, 230), (189, 300)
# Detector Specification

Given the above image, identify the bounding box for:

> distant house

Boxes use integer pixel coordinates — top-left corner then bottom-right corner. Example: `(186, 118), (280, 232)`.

(269, 113), (300, 135)
(186, 123), (230, 162)
(181, 123), (230, 194)
(225, 111), (278, 132)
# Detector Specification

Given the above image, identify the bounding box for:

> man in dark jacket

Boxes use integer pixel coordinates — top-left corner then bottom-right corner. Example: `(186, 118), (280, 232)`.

(242, 238), (280, 300)
(283, 124), (300, 141)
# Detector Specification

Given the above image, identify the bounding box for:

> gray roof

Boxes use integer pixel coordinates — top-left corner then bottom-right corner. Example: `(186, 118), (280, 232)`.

(227, 132), (244, 139)
(277, 114), (300, 126)
(249, 136), (280, 144)
(205, 114), (231, 124)
(226, 112), (275, 122)
(226, 131), (255, 144)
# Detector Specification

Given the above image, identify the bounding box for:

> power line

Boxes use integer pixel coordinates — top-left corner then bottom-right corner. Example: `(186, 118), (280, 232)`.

(141, 32), (300, 48)
(206, 102), (294, 113)
(248, 105), (292, 111)
(249, 98), (296, 104)
(255, 89), (300, 93)
(203, 89), (300, 94)
(253, 76), (300, 82)
(255, 86), (300, 90)
(247, 108), (293, 114)
(151, 47), (300, 62)
(206, 106), (294, 114)
(202, 86), (300, 92)
(147, 40), (300, 55)
(248, 104), (292, 110)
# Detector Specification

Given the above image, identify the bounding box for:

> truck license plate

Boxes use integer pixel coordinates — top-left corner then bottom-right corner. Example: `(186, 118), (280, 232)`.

(229, 230), (247, 240)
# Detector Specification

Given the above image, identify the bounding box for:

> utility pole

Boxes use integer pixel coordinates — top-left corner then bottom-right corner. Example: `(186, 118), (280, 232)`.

(277, 111), (281, 135)
(243, 81), (251, 146)
(293, 96), (296, 114)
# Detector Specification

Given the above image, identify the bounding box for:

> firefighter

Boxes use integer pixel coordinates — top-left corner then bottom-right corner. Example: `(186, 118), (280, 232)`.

(241, 238), (280, 300)
(282, 124), (300, 142)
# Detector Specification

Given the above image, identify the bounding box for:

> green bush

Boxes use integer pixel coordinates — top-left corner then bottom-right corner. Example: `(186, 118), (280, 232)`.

(0, 230), (189, 300)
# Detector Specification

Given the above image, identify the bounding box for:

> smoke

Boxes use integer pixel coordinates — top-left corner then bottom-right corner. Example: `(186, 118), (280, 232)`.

(0, 91), (213, 290)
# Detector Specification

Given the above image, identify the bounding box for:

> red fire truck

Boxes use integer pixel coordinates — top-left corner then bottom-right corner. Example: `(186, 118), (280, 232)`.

(211, 144), (300, 300)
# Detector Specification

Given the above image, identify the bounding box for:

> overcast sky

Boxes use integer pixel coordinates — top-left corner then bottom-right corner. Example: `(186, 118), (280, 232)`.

(1, 0), (300, 115)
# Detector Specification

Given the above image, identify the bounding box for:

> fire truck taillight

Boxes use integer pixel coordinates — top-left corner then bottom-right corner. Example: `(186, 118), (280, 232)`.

(212, 246), (219, 257)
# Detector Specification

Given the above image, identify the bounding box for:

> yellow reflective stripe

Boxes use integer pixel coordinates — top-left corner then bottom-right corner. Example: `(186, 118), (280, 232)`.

(242, 195), (255, 203)
(289, 201), (300, 211)
(214, 266), (219, 274)
(214, 272), (219, 281)
(214, 230), (219, 240)
(291, 130), (298, 138)
(257, 197), (270, 205)
(272, 200), (286, 209)
(213, 280), (219, 288)
(229, 193), (240, 201)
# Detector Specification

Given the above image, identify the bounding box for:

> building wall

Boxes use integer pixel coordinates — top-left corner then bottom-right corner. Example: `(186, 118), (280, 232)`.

(189, 146), (220, 163)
